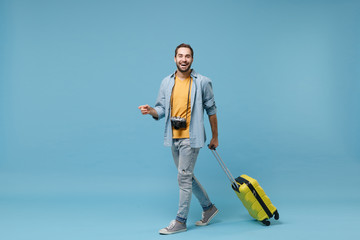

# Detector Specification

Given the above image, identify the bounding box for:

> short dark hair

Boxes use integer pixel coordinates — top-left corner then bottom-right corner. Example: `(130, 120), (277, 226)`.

(175, 43), (194, 57)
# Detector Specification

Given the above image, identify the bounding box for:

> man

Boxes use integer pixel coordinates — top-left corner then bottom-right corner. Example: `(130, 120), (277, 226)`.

(138, 43), (219, 235)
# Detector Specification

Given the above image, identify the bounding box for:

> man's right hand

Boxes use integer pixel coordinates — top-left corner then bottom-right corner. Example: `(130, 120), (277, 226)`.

(138, 104), (159, 119)
(138, 104), (152, 115)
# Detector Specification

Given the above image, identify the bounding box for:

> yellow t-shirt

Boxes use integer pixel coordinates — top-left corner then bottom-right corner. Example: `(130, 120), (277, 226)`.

(171, 76), (192, 139)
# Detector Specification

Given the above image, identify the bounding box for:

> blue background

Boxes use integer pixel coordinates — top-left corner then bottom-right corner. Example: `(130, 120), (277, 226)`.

(1, 0), (359, 239)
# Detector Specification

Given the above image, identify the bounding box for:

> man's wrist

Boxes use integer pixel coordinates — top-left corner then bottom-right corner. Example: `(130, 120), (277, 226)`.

(149, 107), (159, 119)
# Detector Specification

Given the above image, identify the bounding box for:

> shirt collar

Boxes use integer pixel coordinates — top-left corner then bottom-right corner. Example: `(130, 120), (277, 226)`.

(171, 69), (198, 79)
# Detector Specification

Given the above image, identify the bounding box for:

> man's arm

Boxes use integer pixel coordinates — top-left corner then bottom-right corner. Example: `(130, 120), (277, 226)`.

(208, 114), (219, 149)
(138, 104), (159, 119)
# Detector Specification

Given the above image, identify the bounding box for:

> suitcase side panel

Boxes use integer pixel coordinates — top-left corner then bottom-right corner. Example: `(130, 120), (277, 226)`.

(244, 175), (277, 214)
(235, 187), (265, 220)
(234, 175), (277, 221)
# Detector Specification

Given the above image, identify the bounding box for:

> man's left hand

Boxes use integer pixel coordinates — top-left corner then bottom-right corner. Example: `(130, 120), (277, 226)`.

(208, 137), (219, 150)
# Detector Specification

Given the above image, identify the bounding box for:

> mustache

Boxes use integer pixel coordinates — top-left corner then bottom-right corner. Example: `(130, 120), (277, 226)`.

(176, 63), (192, 72)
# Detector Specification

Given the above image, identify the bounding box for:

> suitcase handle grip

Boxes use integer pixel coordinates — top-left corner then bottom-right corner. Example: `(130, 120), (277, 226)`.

(208, 144), (216, 150)
(208, 145), (239, 189)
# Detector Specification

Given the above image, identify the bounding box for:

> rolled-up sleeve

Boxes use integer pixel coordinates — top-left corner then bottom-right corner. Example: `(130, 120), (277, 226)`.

(153, 80), (166, 120)
(202, 78), (217, 116)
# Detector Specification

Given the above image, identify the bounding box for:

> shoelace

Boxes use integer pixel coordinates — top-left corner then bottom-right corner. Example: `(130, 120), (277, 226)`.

(167, 220), (176, 229)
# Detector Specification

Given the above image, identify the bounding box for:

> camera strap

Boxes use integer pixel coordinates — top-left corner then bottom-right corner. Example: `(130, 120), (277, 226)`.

(171, 76), (192, 122)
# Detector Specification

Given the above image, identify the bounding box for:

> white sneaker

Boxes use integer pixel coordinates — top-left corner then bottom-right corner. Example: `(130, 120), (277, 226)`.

(159, 220), (187, 235)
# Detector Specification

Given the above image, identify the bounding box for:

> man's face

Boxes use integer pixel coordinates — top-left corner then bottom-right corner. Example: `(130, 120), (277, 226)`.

(174, 47), (193, 73)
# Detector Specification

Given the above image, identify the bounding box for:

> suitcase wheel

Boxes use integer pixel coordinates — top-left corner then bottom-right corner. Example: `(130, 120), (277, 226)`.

(261, 219), (271, 226)
(274, 210), (279, 220)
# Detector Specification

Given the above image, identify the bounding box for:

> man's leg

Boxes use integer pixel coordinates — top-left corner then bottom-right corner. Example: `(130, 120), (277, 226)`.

(159, 139), (192, 235)
(192, 175), (213, 211)
(171, 138), (199, 223)
(167, 138), (218, 231)
(191, 158), (219, 226)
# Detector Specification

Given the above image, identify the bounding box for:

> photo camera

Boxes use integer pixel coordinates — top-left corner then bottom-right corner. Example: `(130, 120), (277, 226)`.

(170, 117), (187, 130)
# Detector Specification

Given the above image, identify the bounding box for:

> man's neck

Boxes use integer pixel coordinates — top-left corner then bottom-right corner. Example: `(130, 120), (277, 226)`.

(176, 70), (191, 80)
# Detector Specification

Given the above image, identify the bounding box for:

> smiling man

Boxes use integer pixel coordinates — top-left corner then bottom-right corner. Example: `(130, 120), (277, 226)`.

(138, 43), (219, 234)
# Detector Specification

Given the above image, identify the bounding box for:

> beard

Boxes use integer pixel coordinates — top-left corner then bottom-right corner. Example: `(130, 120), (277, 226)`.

(176, 62), (192, 73)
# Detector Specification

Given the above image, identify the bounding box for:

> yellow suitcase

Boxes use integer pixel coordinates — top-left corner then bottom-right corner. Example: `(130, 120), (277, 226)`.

(210, 147), (279, 225)
(232, 174), (279, 225)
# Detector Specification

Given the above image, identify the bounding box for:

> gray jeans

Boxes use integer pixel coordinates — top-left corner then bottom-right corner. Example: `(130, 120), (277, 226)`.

(171, 138), (213, 223)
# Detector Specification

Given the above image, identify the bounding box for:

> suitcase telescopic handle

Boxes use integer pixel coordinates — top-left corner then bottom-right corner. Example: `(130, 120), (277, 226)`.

(208, 145), (239, 190)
